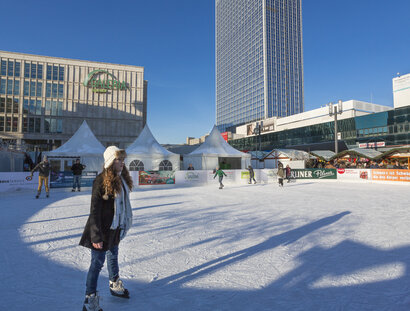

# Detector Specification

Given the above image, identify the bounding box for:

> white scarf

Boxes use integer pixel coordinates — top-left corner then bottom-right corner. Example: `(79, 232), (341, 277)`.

(110, 176), (133, 240)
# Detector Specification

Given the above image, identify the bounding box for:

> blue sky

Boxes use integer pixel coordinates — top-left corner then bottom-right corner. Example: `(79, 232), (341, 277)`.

(1, 0), (409, 144)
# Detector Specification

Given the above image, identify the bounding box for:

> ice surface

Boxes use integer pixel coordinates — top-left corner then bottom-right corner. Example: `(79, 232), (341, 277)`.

(1, 181), (410, 310)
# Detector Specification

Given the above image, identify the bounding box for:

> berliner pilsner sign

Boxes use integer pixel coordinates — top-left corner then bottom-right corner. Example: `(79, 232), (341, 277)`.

(83, 69), (128, 93)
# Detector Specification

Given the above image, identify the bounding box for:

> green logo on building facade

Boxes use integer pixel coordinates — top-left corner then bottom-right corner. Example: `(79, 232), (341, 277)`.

(83, 69), (128, 93)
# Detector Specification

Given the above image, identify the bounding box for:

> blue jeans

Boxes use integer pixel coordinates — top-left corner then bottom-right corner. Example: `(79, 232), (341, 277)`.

(85, 245), (119, 295)
(73, 175), (81, 190)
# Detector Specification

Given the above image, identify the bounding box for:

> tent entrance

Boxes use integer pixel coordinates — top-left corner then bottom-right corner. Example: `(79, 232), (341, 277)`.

(218, 157), (241, 169)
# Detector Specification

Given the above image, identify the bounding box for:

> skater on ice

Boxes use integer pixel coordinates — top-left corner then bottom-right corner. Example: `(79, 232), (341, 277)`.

(247, 165), (257, 184)
(277, 163), (285, 187)
(71, 158), (86, 192)
(79, 146), (133, 311)
(214, 166), (227, 189)
(187, 163), (195, 170)
(285, 164), (292, 183)
(29, 155), (51, 199)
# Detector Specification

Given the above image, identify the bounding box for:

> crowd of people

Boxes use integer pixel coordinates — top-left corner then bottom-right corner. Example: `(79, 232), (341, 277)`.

(306, 159), (409, 170)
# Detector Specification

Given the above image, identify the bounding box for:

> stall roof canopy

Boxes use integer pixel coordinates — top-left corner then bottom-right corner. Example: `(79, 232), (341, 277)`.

(126, 125), (176, 156)
(48, 120), (105, 155)
(310, 150), (335, 161)
(266, 149), (311, 160)
(331, 148), (382, 160)
(189, 126), (248, 156)
(375, 145), (410, 159)
(248, 150), (270, 160)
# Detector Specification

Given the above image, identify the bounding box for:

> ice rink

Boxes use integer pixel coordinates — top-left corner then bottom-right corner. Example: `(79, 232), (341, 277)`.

(1, 181), (410, 310)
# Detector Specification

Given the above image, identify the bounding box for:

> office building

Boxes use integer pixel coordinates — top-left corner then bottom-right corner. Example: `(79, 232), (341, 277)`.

(215, 0), (304, 132)
(0, 50), (147, 150)
(393, 73), (410, 109)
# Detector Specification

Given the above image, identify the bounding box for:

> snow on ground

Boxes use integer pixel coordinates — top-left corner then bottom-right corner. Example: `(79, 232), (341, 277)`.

(1, 181), (410, 311)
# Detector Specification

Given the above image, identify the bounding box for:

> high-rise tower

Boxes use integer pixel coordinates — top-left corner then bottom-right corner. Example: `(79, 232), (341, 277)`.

(216, 0), (304, 132)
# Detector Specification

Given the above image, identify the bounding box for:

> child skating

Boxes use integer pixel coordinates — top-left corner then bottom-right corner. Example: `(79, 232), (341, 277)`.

(214, 167), (227, 189)
(277, 163), (285, 187)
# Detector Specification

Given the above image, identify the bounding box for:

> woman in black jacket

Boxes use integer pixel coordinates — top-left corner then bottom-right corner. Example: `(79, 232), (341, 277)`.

(80, 146), (133, 311)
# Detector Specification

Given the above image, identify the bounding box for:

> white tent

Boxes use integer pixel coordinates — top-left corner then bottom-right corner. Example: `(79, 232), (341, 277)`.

(45, 120), (105, 172)
(183, 126), (251, 170)
(125, 125), (180, 171)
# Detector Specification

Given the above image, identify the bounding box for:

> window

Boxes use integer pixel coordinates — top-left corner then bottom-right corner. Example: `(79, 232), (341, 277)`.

(0, 60), (6, 76)
(35, 118), (41, 133)
(23, 99), (29, 114)
(24, 63), (30, 78)
(57, 101), (63, 116)
(46, 65), (52, 80)
(129, 160), (144, 171)
(50, 118), (56, 132)
(58, 84), (64, 98)
(0, 98), (4, 113)
(22, 117), (27, 132)
(6, 117), (11, 131)
(29, 118), (34, 132)
(13, 80), (19, 95)
(29, 99), (35, 114)
(37, 64), (43, 79)
(15, 62), (20, 77)
(31, 63), (37, 79)
(57, 119), (62, 133)
(45, 100), (51, 115)
(8, 61), (13, 76)
(6, 98), (12, 113)
(36, 100), (42, 115)
(52, 65), (58, 80)
(7, 79), (13, 95)
(52, 83), (57, 98)
(59, 66), (64, 81)
(0, 117), (4, 131)
(51, 101), (57, 115)
(13, 99), (19, 113)
(46, 83), (51, 97)
(159, 160), (172, 171)
(12, 117), (18, 132)
(36, 82), (42, 97)
(30, 81), (36, 96)
(44, 118), (50, 133)
(0, 78), (5, 94)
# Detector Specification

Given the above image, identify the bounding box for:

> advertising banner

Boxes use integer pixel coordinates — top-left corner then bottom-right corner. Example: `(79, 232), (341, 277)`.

(50, 171), (98, 188)
(175, 170), (208, 185)
(371, 169), (410, 182)
(336, 169), (372, 181)
(139, 170), (175, 185)
(291, 169), (337, 179)
(0, 172), (39, 192)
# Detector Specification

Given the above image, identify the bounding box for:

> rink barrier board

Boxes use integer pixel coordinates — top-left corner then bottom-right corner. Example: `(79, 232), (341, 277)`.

(1, 168), (410, 192)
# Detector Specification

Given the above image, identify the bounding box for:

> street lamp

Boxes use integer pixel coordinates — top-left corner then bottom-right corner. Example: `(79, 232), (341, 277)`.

(328, 100), (343, 154)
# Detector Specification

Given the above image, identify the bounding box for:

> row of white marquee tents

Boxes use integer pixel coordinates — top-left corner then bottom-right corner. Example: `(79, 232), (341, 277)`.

(45, 121), (251, 172)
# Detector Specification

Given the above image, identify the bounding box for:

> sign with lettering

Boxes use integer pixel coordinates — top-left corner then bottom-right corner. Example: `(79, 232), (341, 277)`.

(83, 69), (128, 93)
(291, 169), (337, 179)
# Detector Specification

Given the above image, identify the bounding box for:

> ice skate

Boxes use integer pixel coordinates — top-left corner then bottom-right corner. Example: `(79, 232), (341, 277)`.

(35, 192), (40, 199)
(46, 193), (49, 198)
(72, 189), (75, 192)
(82, 292), (102, 311)
(109, 278), (129, 298)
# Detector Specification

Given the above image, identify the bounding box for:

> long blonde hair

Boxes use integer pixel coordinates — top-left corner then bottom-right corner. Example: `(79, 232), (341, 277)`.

(102, 164), (133, 197)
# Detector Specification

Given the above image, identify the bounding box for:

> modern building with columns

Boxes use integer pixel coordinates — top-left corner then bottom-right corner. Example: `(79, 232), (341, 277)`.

(0, 50), (147, 150)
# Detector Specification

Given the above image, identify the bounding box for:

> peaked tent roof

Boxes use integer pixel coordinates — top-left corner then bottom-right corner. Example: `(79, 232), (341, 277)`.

(48, 120), (105, 154)
(188, 126), (249, 156)
(310, 150), (336, 161)
(330, 148), (382, 160)
(126, 124), (176, 156)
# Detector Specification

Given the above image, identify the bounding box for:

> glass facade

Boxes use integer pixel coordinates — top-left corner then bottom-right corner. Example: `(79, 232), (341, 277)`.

(216, 0), (304, 132)
(229, 106), (410, 151)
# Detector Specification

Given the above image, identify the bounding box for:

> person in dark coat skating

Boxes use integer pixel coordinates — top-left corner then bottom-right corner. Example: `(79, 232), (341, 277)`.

(247, 165), (257, 184)
(71, 158), (86, 192)
(79, 146), (133, 311)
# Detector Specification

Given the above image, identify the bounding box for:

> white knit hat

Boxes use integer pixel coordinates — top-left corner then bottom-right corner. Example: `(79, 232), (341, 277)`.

(103, 146), (126, 169)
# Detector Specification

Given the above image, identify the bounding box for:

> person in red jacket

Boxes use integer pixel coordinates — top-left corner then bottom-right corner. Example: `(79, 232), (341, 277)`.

(285, 164), (291, 183)
(79, 146), (133, 311)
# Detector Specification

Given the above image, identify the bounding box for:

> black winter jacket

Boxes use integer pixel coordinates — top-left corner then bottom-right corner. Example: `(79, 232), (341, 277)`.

(79, 173), (121, 251)
(31, 161), (50, 177)
(71, 163), (86, 176)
